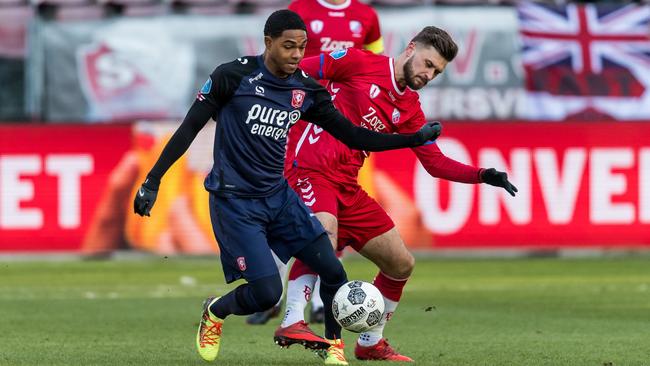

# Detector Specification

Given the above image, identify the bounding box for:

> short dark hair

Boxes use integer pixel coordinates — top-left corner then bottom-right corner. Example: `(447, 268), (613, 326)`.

(411, 26), (458, 62)
(264, 10), (307, 38)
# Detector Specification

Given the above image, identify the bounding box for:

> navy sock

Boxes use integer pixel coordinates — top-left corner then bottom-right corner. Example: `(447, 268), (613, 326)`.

(209, 274), (282, 319)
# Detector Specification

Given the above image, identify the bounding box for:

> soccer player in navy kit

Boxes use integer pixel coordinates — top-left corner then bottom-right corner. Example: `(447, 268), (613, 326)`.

(133, 10), (441, 363)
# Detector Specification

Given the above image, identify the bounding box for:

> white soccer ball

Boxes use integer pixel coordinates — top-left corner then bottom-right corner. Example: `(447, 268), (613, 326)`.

(332, 280), (385, 333)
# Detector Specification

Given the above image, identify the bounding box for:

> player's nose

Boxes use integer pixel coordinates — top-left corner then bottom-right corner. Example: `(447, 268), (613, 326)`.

(290, 49), (302, 60)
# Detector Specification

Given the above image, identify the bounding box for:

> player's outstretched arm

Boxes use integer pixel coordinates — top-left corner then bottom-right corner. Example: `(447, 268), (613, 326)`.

(133, 101), (213, 216)
(412, 143), (518, 197)
(305, 105), (440, 152)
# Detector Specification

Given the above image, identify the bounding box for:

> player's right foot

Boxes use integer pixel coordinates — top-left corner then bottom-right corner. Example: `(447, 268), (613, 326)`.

(273, 321), (330, 350)
(246, 304), (281, 325)
(354, 338), (413, 362)
(196, 296), (224, 361)
(318, 338), (348, 365)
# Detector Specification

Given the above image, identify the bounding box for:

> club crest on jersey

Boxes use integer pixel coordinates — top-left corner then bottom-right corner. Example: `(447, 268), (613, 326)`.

(291, 90), (306, 108)
(236, 257), (247, 271)
(392, 108), (401, 124)
(369, 84), (380, 99)
(349, 20), (362, 36)
(329, 49), (348, 60)
(311, 20), (324, 34)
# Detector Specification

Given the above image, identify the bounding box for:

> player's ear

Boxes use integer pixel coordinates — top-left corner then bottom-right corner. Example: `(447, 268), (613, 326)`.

(264, 36), (273, 50)
(405, 42), (417, 57)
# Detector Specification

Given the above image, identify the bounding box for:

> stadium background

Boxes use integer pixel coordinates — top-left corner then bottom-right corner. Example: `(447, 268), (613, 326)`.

(1, 0), (649, 254)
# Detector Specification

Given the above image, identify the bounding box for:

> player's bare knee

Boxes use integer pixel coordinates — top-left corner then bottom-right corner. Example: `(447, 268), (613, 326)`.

(382, 252), (414, 279)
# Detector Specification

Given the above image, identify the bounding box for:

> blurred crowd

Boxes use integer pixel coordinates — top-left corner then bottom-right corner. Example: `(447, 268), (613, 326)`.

(0, 0), (646, 21)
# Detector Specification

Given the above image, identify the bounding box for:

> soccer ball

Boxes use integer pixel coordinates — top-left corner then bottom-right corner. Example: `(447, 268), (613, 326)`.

(332, 280), (385, 333)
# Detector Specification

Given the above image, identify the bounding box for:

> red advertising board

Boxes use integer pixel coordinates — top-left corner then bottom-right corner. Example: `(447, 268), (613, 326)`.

(1, 122), (649, 253)
(371, 122), (650, 249)
(0, 124), (132, 251)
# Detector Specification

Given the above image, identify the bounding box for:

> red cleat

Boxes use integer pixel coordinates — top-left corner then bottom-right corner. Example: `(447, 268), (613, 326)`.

(354, 339), (414, 362)
(273, 321), (331, 350)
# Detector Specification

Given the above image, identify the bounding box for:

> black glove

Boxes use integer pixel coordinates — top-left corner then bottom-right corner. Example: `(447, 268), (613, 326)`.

(481, 168), (518, 197)
(413, 121), (442, 146)
(133, 175), (160, 216)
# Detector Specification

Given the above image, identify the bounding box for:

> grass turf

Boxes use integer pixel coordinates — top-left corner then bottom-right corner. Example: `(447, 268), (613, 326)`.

(0, 256), (649, 365)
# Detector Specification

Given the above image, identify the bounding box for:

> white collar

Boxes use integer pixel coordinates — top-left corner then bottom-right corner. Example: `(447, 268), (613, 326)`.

(389, 58), (406, 96)
(316, 0), (352, 10)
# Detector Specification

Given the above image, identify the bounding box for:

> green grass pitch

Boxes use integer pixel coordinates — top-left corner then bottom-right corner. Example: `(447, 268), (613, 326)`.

(1, 256), (649, 365)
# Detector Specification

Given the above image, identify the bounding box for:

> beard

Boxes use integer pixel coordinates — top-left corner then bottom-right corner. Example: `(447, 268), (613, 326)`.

(403, 57), (423, 90)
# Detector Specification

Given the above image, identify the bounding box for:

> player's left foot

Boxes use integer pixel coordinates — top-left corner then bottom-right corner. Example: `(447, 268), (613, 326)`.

(354, 338), (413, 362)
(318, 338), (348, 365)
(196, 296), (224, 361)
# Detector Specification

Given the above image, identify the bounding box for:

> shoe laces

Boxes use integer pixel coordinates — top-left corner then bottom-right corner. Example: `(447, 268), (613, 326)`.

(199, 313), (222, 347)
(327, 339), (346, 361)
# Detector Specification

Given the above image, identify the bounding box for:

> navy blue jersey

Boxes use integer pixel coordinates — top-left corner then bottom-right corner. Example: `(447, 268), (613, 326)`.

(197, 55), (335, 197)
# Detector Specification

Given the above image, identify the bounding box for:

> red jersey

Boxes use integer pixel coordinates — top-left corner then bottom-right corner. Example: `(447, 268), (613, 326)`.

(286, 48), (483, 186)
(288, 0), (383, 58)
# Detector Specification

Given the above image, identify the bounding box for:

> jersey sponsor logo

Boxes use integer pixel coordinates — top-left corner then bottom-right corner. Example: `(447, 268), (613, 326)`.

(329, 48), (349, 60)
(322, 38), (354, 53)
(349, 20), (362, 37)
(248, 72), (263, 84)
(291, 90), (306, 108)
(245, 104), (301, 140)
(255, 85), (265, 96)
(369, 84), (380, 99)
(392, 108), (401, 124)
(362, 106), (386, 132)
(236, 256), (247, 271)
(310, 20), (324, 34)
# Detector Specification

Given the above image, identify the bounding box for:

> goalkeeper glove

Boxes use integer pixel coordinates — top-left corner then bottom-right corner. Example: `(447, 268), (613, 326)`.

(481, 168), (518, 197)
(413, 121), (442, 146)
(133, 175), (160, 216)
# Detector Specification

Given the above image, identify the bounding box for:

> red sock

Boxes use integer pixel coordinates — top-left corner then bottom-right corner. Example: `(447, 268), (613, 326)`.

(373, 271), (407, 302)
(288, 259), (318, 280)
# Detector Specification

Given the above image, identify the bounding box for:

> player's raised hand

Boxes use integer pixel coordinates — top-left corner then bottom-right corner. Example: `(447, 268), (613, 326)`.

(481, 168), (518, 197)
(133, 177), (159, 216)
(414, 121), (442, 146)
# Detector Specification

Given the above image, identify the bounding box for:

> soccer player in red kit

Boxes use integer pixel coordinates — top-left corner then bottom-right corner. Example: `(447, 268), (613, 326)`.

(274, 26), (517, 364)
(289, 0), (384, 57)
(246, 0), (385, 327)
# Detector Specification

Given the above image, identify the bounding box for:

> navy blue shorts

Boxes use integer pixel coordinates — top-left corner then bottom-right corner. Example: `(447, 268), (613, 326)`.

(209, 182), (326, 283)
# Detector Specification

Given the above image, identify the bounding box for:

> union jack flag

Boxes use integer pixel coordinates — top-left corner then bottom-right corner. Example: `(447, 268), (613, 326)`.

(517, 2), (650, 120)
